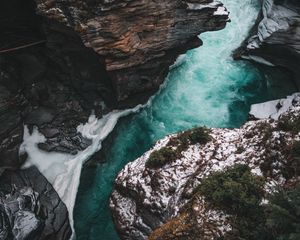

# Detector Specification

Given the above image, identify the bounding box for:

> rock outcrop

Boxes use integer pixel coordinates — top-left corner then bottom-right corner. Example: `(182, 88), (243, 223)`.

(34, 0), (229, 106)
(0, 0), (229, 238)
(0, 167), (71, 240)
(110, 93), (300, 239)
(234, 0), (300, 87)
(0, 0), (116, 171)
(0, 0), (229, 170)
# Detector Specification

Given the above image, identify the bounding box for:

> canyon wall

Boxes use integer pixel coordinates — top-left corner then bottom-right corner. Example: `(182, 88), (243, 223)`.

(234, 0), (300, 87)
(34, 0), (229, 106)
(0, 0), (229, 239)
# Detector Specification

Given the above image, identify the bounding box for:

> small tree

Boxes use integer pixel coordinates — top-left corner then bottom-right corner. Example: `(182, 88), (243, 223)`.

(196, 164), (265, 217)
(264, 184), (300, 240)
(146, 147), (177, 169)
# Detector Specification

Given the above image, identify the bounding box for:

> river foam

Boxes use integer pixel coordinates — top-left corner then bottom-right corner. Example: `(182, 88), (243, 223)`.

(20, 105), (143, 238)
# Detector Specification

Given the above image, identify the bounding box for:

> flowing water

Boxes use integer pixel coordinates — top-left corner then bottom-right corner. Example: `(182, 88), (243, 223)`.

(74, 0), (296, 239)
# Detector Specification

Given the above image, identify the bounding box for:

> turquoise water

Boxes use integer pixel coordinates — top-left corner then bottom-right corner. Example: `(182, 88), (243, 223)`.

(74, 0), (296, 239)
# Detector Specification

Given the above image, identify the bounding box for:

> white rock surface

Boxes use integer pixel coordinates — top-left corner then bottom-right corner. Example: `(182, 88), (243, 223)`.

(250, 92), (300, 120)
(110, 95), (300, 239)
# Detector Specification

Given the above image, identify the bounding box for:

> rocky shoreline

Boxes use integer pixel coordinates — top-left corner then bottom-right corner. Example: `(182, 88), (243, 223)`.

(110, 93), (300, 239)
(0, 0), (229, 239)
(1, 0), (300, 239)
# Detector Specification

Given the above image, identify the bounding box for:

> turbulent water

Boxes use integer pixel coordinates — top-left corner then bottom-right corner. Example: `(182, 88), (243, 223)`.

(74, 0), (296, 239)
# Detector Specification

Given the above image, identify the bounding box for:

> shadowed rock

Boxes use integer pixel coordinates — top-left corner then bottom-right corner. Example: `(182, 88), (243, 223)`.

(234, 0), (300, 87)
(0, 167), (71, 240)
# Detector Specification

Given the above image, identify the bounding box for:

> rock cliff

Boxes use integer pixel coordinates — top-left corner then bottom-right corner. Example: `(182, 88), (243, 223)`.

(0, 0), (229, 239)
(0, 0), (229, 171)
(234, 0), (300, 87)
(110, 93), (300, 239)
(33, 0), (229, 106)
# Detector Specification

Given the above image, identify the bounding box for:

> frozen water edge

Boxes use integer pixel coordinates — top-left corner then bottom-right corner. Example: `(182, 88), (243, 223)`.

(250, 92), (300, 120)
(20, 105), (143, 239)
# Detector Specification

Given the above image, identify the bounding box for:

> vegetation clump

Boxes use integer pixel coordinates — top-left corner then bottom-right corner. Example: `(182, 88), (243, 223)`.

(277, 113), (300, 134)
(193, 164), (300, 240)
(146, 127), (212, 169)
(196, 164), (265, 216)
(145, 147), (177, 169)
(169, 126), (212, 151)
(263, 184), (300, 240)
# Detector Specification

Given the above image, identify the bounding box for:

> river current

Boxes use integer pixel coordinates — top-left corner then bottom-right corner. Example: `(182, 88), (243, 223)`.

(74, 0), (296, 239)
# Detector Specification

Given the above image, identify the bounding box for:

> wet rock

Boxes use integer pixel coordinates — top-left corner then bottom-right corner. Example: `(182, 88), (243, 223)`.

(25, 107), (55, 126)
(0, 0), (115, 166)
(0, 167), (71, 240)
(234, 0), (300, 87)
(0, 0), (229, 169)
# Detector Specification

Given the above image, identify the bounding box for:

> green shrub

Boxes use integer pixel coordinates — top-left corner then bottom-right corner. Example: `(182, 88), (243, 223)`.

(277, 114), (300, 134)
(264, 184), (300, 240)
(195, 164), (267, 239)
(146, 147), (177, 169)
(196, 164), (265, 217)
(285, 141), (300, 179)
(257, 122), (273, 142)
(192, 163), (300, 240)
(187, 127), (212, 145)
(169, 127), (211, 149)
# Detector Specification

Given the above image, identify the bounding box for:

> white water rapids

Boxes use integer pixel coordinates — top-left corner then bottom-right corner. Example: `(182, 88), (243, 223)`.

(20, 105), (143, 238)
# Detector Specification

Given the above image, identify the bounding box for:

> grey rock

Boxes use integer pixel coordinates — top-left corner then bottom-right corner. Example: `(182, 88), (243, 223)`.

(235, 0), (300, 87)
(0, 167), (71, 240)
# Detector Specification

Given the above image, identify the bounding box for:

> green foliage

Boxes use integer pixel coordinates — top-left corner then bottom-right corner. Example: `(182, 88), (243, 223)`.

(277, 114), (300, 134)
(257, 122), (274, 142)
(195, 164), (267, 239)
(168, 126), (212, 152)
(147, 127), (212, 169)
(179, 127), (211, 145)
(283, 141), (300, 179)
(264, 184), (300, 240)
(196, 164), (265, 217)
(193, 163), (300, 240)
(146, 147), (177, 169)
(188, 127), (212, 145)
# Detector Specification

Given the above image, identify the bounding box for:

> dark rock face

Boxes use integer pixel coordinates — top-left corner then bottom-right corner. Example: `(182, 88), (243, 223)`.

(234, 0), (300, 87)
(0, 167), (71, 240)
(0, 0), (116, 170)
(0, 0), (229, 171)
(34, 0), (229, 106)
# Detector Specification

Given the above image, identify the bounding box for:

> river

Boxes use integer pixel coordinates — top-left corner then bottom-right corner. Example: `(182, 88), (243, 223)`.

(74, 0), (296, 239)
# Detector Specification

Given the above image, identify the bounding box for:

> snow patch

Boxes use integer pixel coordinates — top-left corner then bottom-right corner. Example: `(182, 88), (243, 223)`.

(250, 93), (300, 120)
